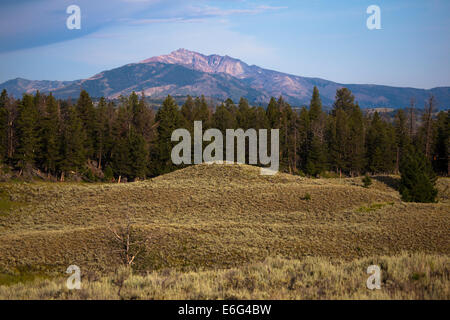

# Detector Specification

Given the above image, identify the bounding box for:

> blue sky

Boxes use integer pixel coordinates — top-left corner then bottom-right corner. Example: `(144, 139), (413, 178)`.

(0, 0), (449, 88)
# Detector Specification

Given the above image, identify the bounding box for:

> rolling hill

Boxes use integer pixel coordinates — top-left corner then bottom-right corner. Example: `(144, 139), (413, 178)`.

(0, 163), (449, 299)
(0, 163), (448, 272)
(1, 49), (449, 109)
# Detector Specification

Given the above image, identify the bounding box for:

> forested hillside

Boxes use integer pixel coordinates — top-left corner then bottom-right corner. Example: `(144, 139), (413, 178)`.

(0, 87), (448, 182)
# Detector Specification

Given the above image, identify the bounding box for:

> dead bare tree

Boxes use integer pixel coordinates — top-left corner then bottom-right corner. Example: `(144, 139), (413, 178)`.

(5, 96), (17, 159)
(105, 204), (152, 299)
(408, 97), (416, 139)
(424, 95), (436, 159)
(107, 205), (147, 267)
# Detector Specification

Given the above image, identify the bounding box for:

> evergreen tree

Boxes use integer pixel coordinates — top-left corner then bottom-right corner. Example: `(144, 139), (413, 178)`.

(346, 103), (365, 176)
(181, 95), (195, 129)
(111, 134), (131, 180)
(252, 106), (269, 130)
(15, 94), (39, 172)
(155, 95), (182, 174)
(128, 129), (148, 180)
(136, 93), (156, 146)
(131, 92), (147, 134)
(328, 106), (349, 176)
(111, 105), (132, 179)
(102, 100), (117, 169)
(266, 97), (280, 128)
(298, 107), (310, 171)
(40, 93), (60, 174)
(329, 88), (365, 176)
(366, 112), (396, 173)
(423, 95), (437, 159)
(306, 135), (327, 176)
(399, 146), (437, 203)
(213, 103), (235, 132)
(305, 87), (326, 175)
(394, 109), (411, 172)
(193, 95), (211, 128)
(128, 91), (139, 116)
(33, 90), (46, 115)
(309, 86), (322, 122)
(60, 105), (86, 175)
(94, 97), (108, 169)
(432, 111), (449, 175)
(223, 98), (238, 127)
(76, 90), (96, 158)
(0, 90), (8, 163)
(237, 97), (253, 130)
(333, 88), (356, 114)
(213, 103), (236, 163)
(278, 98), (296, 172)
(179, 95), (195, 162)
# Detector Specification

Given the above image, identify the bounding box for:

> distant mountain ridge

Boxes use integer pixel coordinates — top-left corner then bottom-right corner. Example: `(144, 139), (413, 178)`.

(1, 49), (449, 109)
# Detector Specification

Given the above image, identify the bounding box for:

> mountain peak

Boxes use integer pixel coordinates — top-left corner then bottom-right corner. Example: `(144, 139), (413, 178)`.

(172, 48), (194, 54)
(140, 49), (247, 78)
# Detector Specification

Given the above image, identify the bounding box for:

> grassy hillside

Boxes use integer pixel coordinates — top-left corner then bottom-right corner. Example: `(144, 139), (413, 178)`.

(1, 253), (448, 300)
(0, 164), (448, 298)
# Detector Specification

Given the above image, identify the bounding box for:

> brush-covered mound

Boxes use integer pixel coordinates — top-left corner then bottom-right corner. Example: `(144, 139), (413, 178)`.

(0, 163), (448, 280)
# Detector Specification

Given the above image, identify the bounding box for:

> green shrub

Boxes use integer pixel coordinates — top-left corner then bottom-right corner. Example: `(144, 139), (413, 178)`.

(399, 148), (437, 203)
(362, 174), (372, 188)
(301, 193), (311, 201)
(83, 168), (97, 182)
(103, 166), (114, 182)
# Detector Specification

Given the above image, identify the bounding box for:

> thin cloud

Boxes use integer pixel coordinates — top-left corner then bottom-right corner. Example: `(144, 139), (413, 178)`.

(0, 0), (286, 52)
(181, 4), (287, 18)
(129, 17), (209, 24)
(127, 3), (287, 25)
(191, 5), (286, 16)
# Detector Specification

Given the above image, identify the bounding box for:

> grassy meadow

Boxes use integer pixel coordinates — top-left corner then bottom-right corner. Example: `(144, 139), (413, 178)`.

(0, 164), (448, 299)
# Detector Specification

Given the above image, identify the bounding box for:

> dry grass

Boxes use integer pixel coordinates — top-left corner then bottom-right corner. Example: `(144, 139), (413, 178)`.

(0, 252), (448, 300)
(0, 163), (448, 299)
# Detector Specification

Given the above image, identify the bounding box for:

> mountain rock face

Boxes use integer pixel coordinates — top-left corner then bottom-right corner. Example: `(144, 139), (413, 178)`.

(1, 49), (449, 109)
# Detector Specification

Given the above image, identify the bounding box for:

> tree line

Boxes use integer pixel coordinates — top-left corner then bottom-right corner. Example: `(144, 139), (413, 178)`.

(0, 87), (448, 184)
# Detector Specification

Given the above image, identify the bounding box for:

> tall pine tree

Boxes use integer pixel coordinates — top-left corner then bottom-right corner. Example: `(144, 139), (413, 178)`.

(432, 111), (449, 175)
(394, 109), (411, 173)
(155, 95), (183, 174)
(15, 94), (39, 172)
(39, 93), (60, 174)
(305, 87), (327, 175)
(0, 90), (8, 163)
(60, 105), (86, 177)
(76, 90), (96, 159)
